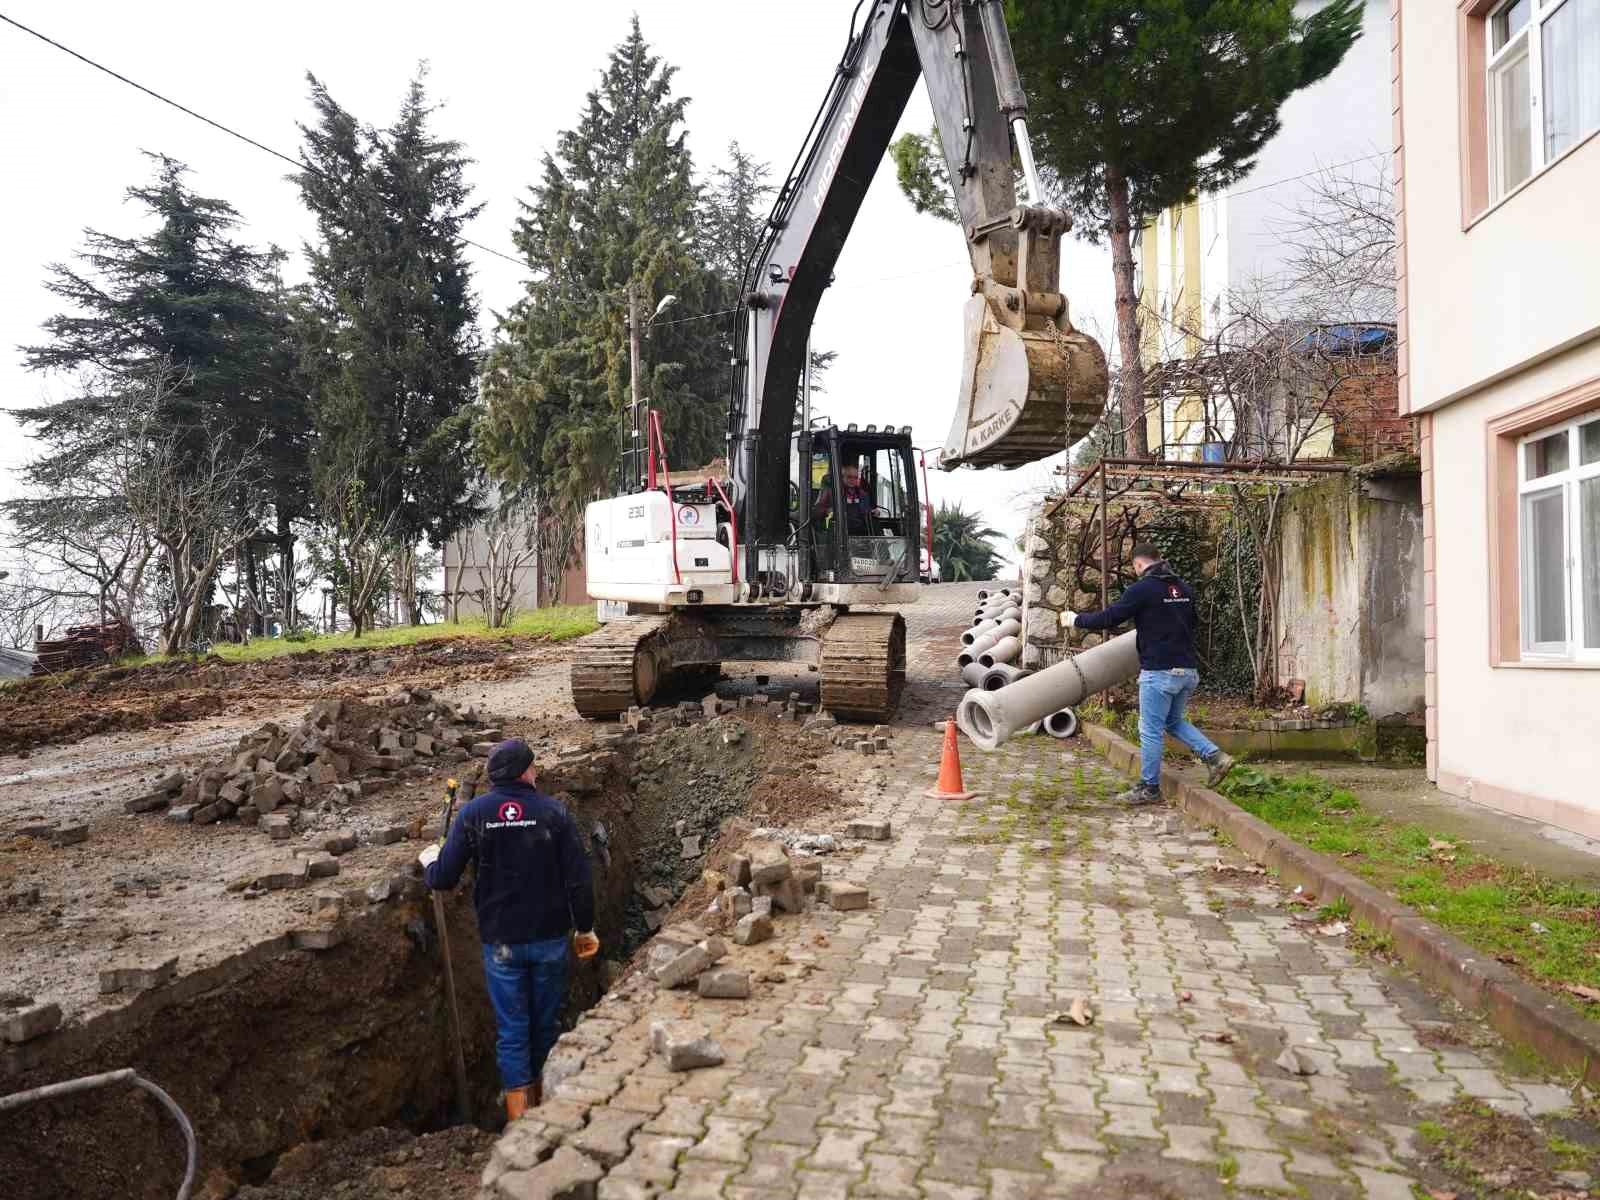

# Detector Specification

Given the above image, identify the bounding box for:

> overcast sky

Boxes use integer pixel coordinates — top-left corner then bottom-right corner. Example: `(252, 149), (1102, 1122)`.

(0, 1), (1119, 574)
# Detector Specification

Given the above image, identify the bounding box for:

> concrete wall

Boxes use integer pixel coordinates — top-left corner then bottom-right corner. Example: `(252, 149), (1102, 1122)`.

(1274, 471), (1424, 718)
(1426, 338), (1600, 827)
(1399, 2), (1600, 833)
(1400, 2), (1600, 412)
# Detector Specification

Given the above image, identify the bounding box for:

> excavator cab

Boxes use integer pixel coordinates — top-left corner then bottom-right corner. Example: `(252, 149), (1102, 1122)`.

(795, 427), (920, 587)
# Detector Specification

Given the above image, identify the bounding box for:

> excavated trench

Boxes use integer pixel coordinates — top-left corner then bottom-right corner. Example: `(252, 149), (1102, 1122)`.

(1, 708), (842, 1200)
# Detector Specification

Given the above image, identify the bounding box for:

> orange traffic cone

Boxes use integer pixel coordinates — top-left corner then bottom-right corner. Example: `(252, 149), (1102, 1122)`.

(925, 718), (977, 800)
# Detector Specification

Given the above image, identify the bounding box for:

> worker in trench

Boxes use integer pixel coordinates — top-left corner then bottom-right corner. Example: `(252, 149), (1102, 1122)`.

(419, 738), (600, 1121)
(1062, 542), (1237, 806)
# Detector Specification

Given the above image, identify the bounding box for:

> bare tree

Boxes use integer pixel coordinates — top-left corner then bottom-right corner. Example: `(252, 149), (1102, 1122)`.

(321, 464), (402, 638)
(481, 500), (538, 629)
(0, 558), (71, 650)
(1269, 156), (1397, 326)
(110, 394), (265, 655)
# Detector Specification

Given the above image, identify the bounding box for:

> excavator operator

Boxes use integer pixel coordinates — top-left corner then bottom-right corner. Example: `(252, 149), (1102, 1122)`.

(814, 460), (872, 536)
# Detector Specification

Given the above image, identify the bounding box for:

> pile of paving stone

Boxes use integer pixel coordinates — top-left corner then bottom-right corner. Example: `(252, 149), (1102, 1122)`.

(800, 710), (895, 756)
(123, 689), (501, 831)
(642, 833), (876, 997)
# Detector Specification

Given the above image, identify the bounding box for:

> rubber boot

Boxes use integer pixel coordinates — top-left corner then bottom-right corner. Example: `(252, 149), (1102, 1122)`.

(504, 1087), (530, 1123)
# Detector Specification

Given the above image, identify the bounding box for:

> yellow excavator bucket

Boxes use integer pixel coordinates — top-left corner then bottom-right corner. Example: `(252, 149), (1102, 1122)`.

(939, 294), (1109, 470)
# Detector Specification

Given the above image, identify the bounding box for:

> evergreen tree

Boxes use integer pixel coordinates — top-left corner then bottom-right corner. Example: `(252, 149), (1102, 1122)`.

(697, 140), (772, 290)
(296, 70), (484, 625)
(480, 18), (728, 565)
(13, 154), (304, 497)
(894, 1), (1362, 456)
(7, 155), (308, 635)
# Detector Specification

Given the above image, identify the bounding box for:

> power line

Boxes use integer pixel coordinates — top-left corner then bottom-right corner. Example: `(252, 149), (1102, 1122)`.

(0, 10), (527, 270)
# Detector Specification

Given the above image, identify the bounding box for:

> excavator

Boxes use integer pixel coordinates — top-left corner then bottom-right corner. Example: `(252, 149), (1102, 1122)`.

(572, 0), (1108, 723)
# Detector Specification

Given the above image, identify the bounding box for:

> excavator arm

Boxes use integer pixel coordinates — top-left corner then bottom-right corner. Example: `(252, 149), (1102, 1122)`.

(728, 0), (1108, 580)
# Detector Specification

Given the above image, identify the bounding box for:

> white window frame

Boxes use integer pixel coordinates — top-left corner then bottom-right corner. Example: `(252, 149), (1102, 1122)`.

(1516, 410), (1600, 661)
(1486, 0), (1600, 201)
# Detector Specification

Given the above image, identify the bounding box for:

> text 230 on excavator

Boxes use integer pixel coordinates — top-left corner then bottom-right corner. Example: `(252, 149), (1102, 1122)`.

(573, 0), (1108, 723)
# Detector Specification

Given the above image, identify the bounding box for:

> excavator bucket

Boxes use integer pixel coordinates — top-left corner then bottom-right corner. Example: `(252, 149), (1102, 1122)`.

(939, 295), (1109, 470)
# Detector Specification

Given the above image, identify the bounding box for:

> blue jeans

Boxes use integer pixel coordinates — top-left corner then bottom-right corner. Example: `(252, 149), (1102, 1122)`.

(481, 935), (570, 1091)
(1137, 669), (1219, 789)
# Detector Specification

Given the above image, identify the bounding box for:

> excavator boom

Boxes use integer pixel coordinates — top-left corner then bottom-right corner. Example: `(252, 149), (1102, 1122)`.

(729, 0), (1108, 576)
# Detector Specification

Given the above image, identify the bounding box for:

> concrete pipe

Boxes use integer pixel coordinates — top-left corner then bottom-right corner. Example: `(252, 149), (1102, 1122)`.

(998, 606), (1022, 623)
(991, 618), (1021, 640)
(968, 618), (1000, 639)
(1023, 719), (1043, 735)
(978, 636), (1022, 668)
(977, 589), (992, 601)
(981, 662), (1027, 690)
(958, 633), (1000, 667)
(1043, 708), (1080, 739)
(961, 625), (993, 646)
(976, 603), (1007, 619)
(959, 630), (1140, 750)
(961, 662), (990, 688)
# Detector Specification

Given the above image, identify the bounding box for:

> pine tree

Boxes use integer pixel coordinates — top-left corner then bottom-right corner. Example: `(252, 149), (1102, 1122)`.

(296, 70), (484, 627)
(14, 155), (303, 490)
(6, 155), (308, 637)
(480, 17), (728, 573)
(894, 1), (1362, 457)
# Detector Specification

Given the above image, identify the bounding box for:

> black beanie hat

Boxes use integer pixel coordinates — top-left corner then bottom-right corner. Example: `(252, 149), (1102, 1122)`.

(486, 738), (535, 783)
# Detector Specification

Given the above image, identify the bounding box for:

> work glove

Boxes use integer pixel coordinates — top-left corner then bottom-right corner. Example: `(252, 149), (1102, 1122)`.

(417, 844), (440, 870)
(1060, 610), (1078, 629)
(573, 931), (600, 960)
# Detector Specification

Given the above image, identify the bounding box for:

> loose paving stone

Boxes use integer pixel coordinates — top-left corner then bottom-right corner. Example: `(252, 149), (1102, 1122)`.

(1, 1002), (62, 1043)
(97, 956), (178, 994)
(697, 968), (751, 999)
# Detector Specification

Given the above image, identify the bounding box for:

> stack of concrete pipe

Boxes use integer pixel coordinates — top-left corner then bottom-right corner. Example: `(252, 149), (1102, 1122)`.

(953, 588), (1085, 737)
(957, 630), (1140, 750)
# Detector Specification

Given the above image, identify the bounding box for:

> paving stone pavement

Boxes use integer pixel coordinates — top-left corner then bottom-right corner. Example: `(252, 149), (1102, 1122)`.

(483, 586), (1589, 1199)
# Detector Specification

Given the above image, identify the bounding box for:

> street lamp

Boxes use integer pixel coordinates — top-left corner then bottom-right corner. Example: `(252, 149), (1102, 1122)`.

(625, 291), (681, 491)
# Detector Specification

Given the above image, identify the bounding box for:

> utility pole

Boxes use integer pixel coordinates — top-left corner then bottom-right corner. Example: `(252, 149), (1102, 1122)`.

(626, 281), (643, 492)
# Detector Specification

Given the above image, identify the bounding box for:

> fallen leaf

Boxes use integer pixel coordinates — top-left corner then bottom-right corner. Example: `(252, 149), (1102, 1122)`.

(1531, 921), (1550, 935)
(1274, 1046), (1319, 1076)
(1316, 921), (1349, 937)
(1427, 839), (1454, 852)
(1200, 1031), (1235, 1044)
(1563, 983), (1600, 1002)
(1179, 990), (1194, 1003)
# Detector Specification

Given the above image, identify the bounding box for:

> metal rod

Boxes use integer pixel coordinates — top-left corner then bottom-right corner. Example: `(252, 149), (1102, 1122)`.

(1098, 459), (1109, 611)
(1012, 119), (1044, 206)
(433, 785), (471, 1125)
(1, 1069), (197, 1200)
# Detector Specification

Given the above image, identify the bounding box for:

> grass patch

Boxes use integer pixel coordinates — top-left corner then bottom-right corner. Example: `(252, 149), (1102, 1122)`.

(1218, 765), (1600, 1017)
(1216, 1153), (1238, 1182)
(128, 606), (599, 666)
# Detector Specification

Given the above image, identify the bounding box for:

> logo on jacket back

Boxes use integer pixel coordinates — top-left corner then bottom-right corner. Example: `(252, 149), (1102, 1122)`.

(498, 801), (523, 823)
(1168, 585), (1182, 599)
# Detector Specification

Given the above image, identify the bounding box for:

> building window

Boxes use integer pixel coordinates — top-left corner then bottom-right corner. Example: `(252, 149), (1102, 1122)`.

(1517, 411), (1600, 658)
(1487, 0), (1600, 201)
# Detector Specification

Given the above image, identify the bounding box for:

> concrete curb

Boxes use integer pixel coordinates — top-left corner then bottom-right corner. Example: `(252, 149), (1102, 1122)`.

(1083, 723), (1600, 1087)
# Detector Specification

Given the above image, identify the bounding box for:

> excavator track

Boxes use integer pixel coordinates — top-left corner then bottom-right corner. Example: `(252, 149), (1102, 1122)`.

(570, 616), (671, 720)
(818, 612), (906, 723)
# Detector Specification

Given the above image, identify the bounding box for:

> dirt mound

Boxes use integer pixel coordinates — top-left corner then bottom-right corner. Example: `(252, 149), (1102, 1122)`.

(0, 633), (554, 759)
(235, 1125), (494, 1200)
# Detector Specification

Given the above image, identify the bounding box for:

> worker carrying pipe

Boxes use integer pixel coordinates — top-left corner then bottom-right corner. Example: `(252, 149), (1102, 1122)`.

(420, 738), (600, 1122)
(1062, 543), (1236, 805)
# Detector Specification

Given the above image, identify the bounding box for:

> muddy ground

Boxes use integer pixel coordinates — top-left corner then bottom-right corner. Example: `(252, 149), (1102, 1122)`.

(0, 588), (954, 1200)
(0, 634), (562, 759)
